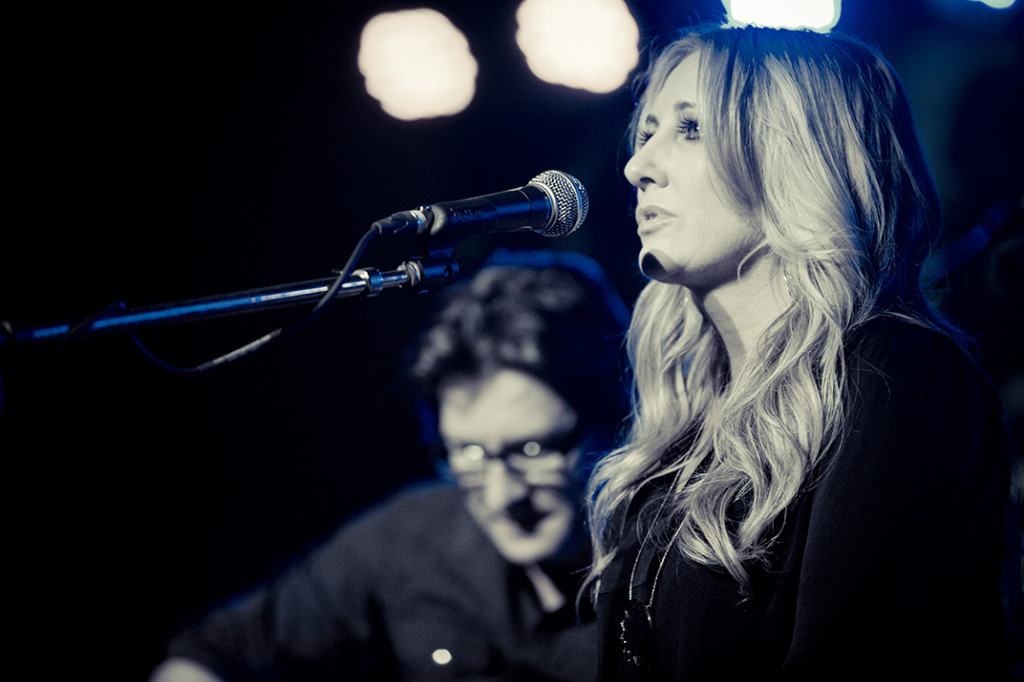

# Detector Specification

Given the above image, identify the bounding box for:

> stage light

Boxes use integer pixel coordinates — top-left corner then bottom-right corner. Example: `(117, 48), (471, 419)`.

(970, 0), (1016, 8)
(723, 0), (842, 31)
(515, 0), (639, 93)
(358, 9), (478, 121)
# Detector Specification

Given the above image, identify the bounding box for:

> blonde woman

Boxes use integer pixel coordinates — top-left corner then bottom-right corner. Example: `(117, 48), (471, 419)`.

(587, 24), (1015, 679)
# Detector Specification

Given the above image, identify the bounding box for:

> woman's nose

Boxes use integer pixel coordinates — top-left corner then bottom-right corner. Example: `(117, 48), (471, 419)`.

(624, 136), (667, 190)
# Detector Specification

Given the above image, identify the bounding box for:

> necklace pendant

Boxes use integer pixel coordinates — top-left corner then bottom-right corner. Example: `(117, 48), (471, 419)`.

(619, 598), (654, 667)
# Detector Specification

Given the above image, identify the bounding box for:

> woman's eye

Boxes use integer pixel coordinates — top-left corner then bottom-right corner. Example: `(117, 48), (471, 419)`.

(678, 117), (700, 141)
(635, 117), (698, 149)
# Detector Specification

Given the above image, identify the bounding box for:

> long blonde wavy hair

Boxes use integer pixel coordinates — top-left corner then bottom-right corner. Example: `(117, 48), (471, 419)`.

(586, 25), (954, 595)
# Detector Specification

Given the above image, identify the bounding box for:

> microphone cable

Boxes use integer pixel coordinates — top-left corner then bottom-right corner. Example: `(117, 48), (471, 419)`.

(130, 225), (380, 374)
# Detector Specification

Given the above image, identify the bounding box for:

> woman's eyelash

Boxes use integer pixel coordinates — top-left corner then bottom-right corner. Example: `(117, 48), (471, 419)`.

(635, 117), (700, 148)
(678, 117), (700, 139)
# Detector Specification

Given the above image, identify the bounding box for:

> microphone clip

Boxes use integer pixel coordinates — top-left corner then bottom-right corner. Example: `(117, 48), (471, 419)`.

(371, 209), (429, 239)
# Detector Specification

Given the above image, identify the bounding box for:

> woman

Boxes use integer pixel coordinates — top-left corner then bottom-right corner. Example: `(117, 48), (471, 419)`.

(586, 24), (1015, 680)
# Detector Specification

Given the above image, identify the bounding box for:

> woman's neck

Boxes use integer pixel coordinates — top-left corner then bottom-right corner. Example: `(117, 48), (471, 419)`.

(695, 255), (791, 375)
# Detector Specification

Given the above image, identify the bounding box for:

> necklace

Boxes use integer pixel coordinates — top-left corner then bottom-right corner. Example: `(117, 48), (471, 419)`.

(619, 487), (687, 668)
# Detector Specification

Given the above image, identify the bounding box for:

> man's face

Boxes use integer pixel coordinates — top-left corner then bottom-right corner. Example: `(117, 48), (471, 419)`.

(438, 369), (582, 566)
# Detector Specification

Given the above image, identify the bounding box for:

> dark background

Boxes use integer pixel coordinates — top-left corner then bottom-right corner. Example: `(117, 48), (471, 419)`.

(1, 1), (1020, 677)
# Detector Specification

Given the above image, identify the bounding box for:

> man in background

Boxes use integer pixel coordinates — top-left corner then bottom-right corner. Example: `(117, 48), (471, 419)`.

(150, 249), (630, 681)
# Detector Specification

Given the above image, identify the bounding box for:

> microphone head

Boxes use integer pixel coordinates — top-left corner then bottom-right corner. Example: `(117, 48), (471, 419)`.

(529, 170), (588, 237)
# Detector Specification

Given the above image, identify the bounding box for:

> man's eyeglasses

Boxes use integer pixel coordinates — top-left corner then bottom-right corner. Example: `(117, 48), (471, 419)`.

(446, 428), (582, 487)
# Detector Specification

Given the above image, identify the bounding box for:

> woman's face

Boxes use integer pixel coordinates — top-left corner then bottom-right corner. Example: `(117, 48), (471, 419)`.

(624, 53), (763, 292)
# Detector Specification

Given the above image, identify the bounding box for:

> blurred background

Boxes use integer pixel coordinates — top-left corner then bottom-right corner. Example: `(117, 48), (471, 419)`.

(1, 0), (1020, 677)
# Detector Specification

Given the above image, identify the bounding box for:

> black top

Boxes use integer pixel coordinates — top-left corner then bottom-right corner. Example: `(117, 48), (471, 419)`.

(596, 317), (1013, 680)
(167, 483), (598, 681)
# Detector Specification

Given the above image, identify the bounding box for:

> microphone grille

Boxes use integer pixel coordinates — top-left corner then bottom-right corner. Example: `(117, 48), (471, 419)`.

(529, 170), (589, 237)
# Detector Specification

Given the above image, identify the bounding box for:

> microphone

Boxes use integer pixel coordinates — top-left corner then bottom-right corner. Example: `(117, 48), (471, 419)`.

(372, 170), (588, 242)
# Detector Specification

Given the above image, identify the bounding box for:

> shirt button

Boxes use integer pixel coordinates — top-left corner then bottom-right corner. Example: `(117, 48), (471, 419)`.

(431, 648), (453, 666)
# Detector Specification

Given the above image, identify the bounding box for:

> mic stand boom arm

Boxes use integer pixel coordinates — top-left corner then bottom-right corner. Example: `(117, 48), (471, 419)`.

(1, 256), (459, 347)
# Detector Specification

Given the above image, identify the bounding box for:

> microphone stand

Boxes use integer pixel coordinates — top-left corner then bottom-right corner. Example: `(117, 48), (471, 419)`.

(1, 255), (459, 347)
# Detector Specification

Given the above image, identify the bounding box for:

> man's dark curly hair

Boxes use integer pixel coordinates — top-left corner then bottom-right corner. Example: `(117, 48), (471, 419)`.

(409, 249), (631, 445)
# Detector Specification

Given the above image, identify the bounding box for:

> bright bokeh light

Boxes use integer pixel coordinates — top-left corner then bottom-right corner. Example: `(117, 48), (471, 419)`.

(358, 9), (478, 121)
(970, 0), (1016, 8)
(723, 0), (842, 31)
(516, 0), (639, 93)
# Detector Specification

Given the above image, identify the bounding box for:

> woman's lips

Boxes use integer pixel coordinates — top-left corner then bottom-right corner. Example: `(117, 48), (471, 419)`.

(635, 203), (675, 235)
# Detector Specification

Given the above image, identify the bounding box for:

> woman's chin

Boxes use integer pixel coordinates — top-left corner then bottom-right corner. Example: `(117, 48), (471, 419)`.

(640, 250), (684, 284)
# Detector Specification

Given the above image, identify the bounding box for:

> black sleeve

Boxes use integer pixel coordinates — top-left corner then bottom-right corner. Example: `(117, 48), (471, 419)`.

(165, 507), (397, 681)
(781, 321), (1012, 678)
